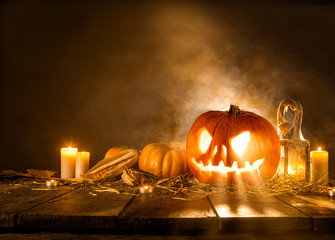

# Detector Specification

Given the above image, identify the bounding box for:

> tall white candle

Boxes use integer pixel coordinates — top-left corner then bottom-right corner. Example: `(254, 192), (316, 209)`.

(61, 147), (78, 178)
(75, 151), (90, 178)
(311, 147), (328, 182)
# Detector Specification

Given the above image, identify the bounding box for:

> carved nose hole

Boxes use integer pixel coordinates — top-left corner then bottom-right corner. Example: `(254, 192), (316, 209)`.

(221, 145), (227, 161)
(210, 145), (217, 158)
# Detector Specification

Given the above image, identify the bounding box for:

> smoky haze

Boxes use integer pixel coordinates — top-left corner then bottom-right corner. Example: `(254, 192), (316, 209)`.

(1, 0), (335, 178)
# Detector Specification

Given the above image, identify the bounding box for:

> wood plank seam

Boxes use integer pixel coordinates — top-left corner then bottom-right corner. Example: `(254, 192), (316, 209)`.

(274, 195), (314, 230)
(42, 187), (83, 205)
(206, 196), (221, 230)
(14, 186), (80, 227)
(117, 195), (136, 217)
(13, 214), (18, 228)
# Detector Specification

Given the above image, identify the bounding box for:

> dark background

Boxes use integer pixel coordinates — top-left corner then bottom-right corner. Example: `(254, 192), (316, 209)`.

(1, 0), (335, 178)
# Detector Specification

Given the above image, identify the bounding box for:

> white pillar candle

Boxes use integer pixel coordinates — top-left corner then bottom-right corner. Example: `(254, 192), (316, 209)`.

(75, 151), (90, 178)
(311, 147), (328, 182)
(61, 147), (78, 178)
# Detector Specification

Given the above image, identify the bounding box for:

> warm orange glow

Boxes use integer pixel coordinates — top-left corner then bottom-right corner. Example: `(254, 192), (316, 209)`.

(62, 146), (77, 152)
(199, 129), (212, 153)
(61, 147), (78, 152)
(231, 131), (250, 156)
(194, 130), (261, 175)
(288, 166), (296, 175)
(191, 157), (264, 174)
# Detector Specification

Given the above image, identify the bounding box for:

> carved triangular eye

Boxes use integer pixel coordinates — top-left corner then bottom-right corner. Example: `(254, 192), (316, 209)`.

(231, 131), (250, 156)
(198, 128), (212, 154)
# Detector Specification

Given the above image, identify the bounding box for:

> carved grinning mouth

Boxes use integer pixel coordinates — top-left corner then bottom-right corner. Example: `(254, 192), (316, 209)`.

(190, 158), (264, 174)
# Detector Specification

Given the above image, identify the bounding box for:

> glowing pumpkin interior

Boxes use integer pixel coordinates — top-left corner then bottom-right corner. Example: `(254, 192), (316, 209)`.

(191, 129), (264, 175)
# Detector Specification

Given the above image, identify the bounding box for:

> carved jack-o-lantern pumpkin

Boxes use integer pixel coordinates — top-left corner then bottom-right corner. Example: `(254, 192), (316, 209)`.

(186, 105), (280, 184)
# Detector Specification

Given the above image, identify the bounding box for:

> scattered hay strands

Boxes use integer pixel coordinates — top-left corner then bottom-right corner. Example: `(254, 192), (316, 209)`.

(49, 169), (330, 201)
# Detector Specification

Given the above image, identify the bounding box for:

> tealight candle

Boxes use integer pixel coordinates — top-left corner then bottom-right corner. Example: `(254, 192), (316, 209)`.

(61, 147), (78, 178)
(327, 186), (335, 197)
(139, 185), (154, 194)
(46, 179), (59, 187)
(75, 151), (90, 178)
(311, 147), (328, 183)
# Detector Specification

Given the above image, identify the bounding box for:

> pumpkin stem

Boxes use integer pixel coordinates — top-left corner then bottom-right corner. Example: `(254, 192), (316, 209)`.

(229, 105), (241, 116)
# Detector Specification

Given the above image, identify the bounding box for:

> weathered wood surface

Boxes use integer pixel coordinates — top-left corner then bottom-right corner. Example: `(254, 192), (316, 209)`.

(209, 192), (311, 230)
(18, 189), (133, 229)
(118, 195), (217, 233)
(1, 180), (335, 233)
(276, 193), (335, 231)
(0, 180), (76, 228)
(1, 232), (335, 240)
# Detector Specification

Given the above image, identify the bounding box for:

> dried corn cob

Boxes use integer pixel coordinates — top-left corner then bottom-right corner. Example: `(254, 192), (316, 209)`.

(83, 147), (139, 181)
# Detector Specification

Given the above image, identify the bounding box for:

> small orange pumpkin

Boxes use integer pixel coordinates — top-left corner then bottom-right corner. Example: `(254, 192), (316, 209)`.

(139, 142), (189, 177)
(186, 105), (280, 184)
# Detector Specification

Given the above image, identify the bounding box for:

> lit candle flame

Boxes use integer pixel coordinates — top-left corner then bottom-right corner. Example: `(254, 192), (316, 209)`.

(318, 147), (322, 151)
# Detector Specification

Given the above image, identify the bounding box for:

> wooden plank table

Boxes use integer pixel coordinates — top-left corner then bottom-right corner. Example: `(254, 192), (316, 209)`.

(1, 179), (335, 233)
(276, 194), (335, 231)
(18, 188), (133, 230)
(209, 192), (311, 231)
(118, 194), (216, 234)
(0, 180), (76, 228)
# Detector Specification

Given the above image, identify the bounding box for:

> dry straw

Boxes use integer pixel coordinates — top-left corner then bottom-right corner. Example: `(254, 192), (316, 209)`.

(88, 169), (328, 201)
